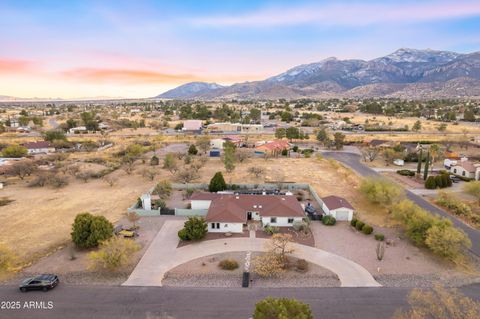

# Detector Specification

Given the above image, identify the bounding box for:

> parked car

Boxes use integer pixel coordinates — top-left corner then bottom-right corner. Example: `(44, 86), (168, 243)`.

(19, 274), (59, 292)
(305, 204), (316, 214)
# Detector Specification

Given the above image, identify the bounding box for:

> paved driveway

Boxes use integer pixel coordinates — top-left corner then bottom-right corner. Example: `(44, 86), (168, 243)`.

(123, 220), (380, 287)
(323, 151), (480, 257)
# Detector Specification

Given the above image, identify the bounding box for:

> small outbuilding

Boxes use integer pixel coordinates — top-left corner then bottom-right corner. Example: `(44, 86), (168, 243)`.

(320, 195), (354, 221)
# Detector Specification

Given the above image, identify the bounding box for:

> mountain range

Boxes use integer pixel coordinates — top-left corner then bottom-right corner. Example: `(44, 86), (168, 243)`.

(157, 48), (480, 100)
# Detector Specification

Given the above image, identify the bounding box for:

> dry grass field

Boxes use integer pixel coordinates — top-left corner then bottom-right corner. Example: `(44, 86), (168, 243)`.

(0, 150), (388, 266)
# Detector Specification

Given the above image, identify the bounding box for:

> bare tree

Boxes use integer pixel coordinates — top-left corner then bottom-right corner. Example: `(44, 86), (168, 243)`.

(248, 166), (265, 178)
(175, 167), (200, 183)
(125, 211), (141, 229)
(102, 175), (117, 187)
(235, 149), (251, 163)
(7, 160), (36, 180)
(361, 146), (380, 162)
(141, 168), (158, 181)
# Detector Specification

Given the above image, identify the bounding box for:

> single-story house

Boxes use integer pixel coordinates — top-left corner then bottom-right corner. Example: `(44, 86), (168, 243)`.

(450, 160), (480, 180)
(254, 140), (290, 155)
(190, 193), (306, 233)
(182, 120), (203, 132)
(210, 136), (242, 149)
(21, 141), (55, 155)
(207, 122), (263, 133)
(320, 195), (354, 221)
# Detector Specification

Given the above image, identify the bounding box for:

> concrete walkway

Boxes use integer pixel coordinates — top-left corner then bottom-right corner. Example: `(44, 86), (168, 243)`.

(123, 220), (381, 288)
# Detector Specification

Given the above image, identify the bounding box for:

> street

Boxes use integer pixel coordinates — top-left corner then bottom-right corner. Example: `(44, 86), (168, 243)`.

(1, 284), (479, 319)
(323, 151), (480, 257)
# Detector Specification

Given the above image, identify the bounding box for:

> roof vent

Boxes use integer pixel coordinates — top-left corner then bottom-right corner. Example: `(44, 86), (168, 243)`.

(253, 205), (257, 208)
(281, 198), (285, 201)
(258, 205), (262, 208)
(236, 196), (239, 199)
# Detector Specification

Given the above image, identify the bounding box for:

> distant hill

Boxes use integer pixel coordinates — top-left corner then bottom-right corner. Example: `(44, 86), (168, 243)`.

(156, 48), (480, 99)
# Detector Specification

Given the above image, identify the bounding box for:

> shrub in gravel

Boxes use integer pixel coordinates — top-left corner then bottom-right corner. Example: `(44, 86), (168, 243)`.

(350, 218), (358, 227)
(296, 259), (309, 273)
(219, 259), (239, 270)
(375, 233), (385, 241)
(362, 225), (373, 235)
(177, 228), (188, 241)
(355, 221), (365, 231)
(322, 215), (336, 226)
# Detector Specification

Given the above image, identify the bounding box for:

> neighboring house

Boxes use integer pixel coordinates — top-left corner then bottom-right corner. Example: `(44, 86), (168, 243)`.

(254, 140), (290, 155)
(182, 120), (203, 132)
(190, 193), (305, 233)
(21, 141), (55, 154)
(207, 122), (263, 133)
(210, 136), (242, 149)
(450, 160), (480, 180)
(320, 195), (354, 221)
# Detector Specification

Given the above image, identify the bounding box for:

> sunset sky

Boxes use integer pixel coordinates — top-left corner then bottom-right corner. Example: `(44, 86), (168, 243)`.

(1, 0), (480, 99)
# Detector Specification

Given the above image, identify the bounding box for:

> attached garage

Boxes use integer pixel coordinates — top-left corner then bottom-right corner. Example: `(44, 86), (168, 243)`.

(321, 195), (355, 222)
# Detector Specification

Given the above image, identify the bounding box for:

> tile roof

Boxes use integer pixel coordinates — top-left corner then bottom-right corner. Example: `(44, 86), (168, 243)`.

(196, 193), (305, 223)
(255, 140), (290, 152)
(322, 195), (354, 210)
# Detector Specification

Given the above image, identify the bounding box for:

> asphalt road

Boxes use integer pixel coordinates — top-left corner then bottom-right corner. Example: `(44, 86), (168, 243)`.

(1, 284), (479, 319)
(323, 151), (480, 257)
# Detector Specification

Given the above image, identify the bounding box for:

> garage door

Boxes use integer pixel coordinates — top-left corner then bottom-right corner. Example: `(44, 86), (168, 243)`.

(335, 210), (350, 221)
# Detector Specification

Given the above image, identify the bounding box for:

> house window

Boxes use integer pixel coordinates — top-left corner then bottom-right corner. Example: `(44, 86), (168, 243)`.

(288, 218), (294, 224)
(216, 223), (220, 229)
(211, 223), (216, 229)
(270, 217), (277, 223)
(462, 171), (466, 176)
(224, 224), (228, 228)
(454, 169), (457, 173)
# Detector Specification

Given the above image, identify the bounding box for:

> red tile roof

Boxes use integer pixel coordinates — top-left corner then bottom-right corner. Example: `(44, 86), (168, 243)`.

(193, 193), (304, 223)
(255, 140), (290, 152)
(322, 195), (354, 210)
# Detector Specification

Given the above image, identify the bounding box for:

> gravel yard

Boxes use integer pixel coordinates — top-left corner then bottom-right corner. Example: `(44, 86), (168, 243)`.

(311, 221), (480, 287)
(163, 252), (340, 288)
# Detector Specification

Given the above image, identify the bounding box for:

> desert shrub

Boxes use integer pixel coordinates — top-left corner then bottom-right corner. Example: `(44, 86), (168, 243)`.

(188, 144), (198, 155)
(375, 233), (385, 241)
(177, 229), (188, 241)
(71, 213), (114, 248)
(29, 174), (49, 187)
(88, 236), (140, 271)
(355, 221), (365, 231)
(152, 180), (172, 199)
(292, 145), (299, 152)
(425, 219), (471, 261)
(322, 215), (336, 226)
(218, 259), (239, 270)
(397, 170), (415, 177)
(253, 253), (285, 277)
(296, 259), (309, 272)
(253, 297), (313, 319)
(178, 216), (208, 241)
(49, 174), (69, 188)
(425, 176), (437, 189)
(350, 218), (358, 227)
(150, 155), (159, 166)
(362, 224), (373, 235)
(281, 149), (288, 156)
(436, 192), (472, 217)
(1, 144), (28, 158)
(264, 224), (280, 235)
(0, 197), (14, 207)
(360, 178), (403, 207)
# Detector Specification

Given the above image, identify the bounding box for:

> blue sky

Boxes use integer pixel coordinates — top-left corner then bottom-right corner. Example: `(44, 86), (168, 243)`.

(1, 0), (480, 98)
